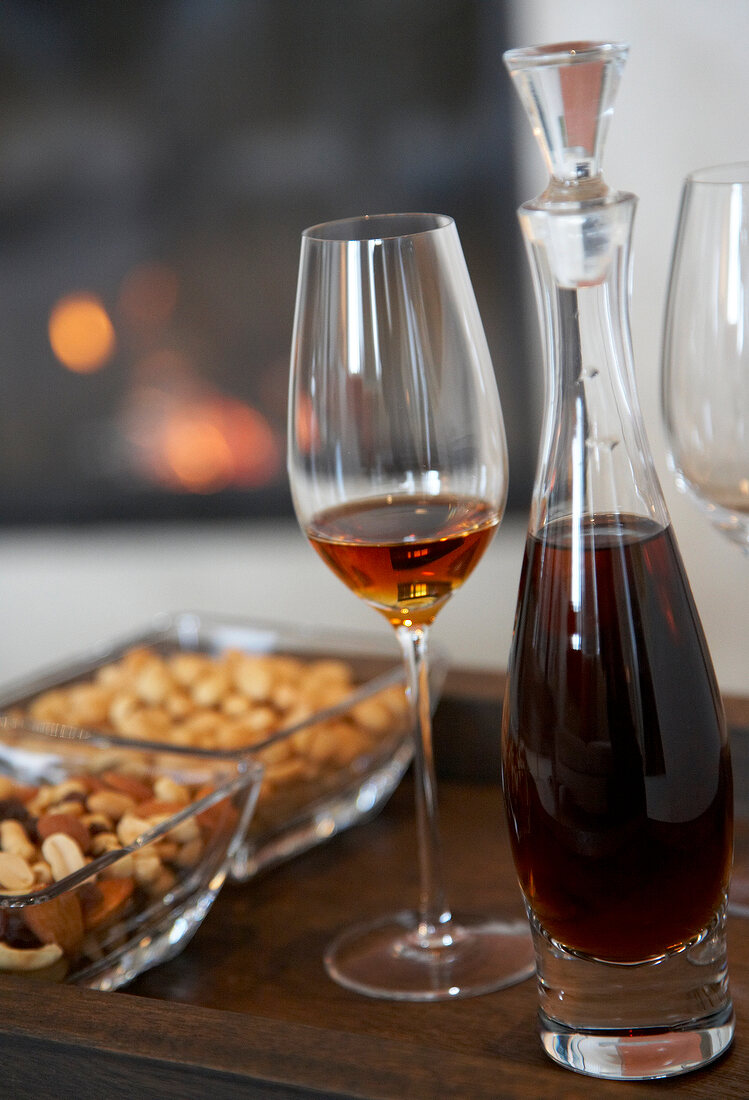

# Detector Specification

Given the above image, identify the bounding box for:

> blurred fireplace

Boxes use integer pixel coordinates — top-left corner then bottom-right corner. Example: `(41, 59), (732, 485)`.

(0, 0), (531, 525)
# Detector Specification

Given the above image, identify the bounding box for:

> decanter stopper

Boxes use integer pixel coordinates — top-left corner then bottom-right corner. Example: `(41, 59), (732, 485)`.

(504, 40), (628, 202)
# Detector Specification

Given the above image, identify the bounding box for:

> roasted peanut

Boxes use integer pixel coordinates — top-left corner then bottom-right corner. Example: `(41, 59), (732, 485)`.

(165, 816), (200, 845)
(89, 832), (121, 857)
(0, 851), (34, 891)
(154, 838), (179, 862)
(116, 812), (152, 848)
(220, 692), (251, 717)
(191, 669), (231, 708)
(50, 799), (85, 818)
(258, 738), (292, 767)
(81, 812), (115, 833)
(350, 698), (394, 734)
(67, 684), (111, 726)
(0, 820), (36, 861)
(28, 690), (69, 725)
(169, 652), (209, 686)
(50, 779), (89, 804)
(153, 776), (190, 805)
(270, 681), (298, 711)
(263, 758), (310, 789)
(133, 659), (172, 705)
(132, 850), (162, 885)
(232, 657), (273, 700)
(165, 690), (194, 720)
(100, 852), (134, 879)
(30, 779), (85, 814)
(86, 790), (135, 821)
(31, 860), (53, 884)
(108, 691), (139, 729)
(41, 833), (87, 881)
(144, 865), (176, 897)
(174, 836), (203, 868)
(306, 659), (350, 686)
(116, 707), (172, 740)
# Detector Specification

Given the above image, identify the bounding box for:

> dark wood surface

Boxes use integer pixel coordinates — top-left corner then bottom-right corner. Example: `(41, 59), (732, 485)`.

(2, 670), (749, 1098)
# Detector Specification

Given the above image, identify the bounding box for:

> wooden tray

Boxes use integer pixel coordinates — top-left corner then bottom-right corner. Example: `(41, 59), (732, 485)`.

(2, 670), (749, 1099)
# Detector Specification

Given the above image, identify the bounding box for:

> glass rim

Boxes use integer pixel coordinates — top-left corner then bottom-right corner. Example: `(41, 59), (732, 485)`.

(686, 162), (749, 187)
(301, 212), (454, 243)
(503, 40), (628, 70)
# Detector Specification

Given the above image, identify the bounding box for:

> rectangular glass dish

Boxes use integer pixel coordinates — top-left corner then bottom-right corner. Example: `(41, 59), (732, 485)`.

(0, 612), (441, 879)
(0, 718), (262, 989)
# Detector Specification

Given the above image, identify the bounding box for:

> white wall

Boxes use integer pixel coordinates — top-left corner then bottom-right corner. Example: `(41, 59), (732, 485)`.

(0, 516), (529, 691)
(1, 2), (748, 697)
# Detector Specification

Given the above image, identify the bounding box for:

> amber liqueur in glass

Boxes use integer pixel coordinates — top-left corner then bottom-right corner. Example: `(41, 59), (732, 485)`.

(502, 511), (732, 962)
(307, 493), (498, 627)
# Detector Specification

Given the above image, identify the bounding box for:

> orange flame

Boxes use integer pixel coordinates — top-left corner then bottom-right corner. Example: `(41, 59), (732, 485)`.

(124, 388), (282, 494)
(49, 293), (116, 373)
(163, 409), (235, 492)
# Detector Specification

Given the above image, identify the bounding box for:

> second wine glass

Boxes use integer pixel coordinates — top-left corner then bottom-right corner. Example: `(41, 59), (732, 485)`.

(662, 162), (749, 915)
(288, 212), (534, 1000)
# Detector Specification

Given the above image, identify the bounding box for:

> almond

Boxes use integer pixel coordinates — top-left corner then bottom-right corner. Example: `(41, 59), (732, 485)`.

(100, 771), (153, 803)
(37, 813), (90, 853)
(22, 892), (84, 955)
(80, 877), (135, 930)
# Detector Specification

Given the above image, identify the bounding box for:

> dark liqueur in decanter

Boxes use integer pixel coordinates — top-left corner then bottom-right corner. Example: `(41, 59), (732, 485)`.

(501, 40), (734, 1080)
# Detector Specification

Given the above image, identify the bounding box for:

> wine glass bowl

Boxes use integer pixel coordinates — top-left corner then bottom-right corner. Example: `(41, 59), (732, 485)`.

(288, 212), (534, 1000)
(662, 163), (749, 553)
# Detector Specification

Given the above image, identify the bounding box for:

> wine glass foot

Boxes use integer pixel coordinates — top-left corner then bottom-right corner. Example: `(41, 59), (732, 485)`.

(323, 909), (535, 1001)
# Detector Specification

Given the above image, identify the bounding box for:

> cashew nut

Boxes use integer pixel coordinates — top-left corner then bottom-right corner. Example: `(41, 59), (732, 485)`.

(0, 941), (64, 971)
(0, 851), (34, 891)
(0, 820), (36, 862)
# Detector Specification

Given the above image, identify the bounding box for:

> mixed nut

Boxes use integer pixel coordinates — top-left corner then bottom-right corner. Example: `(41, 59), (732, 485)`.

(14, 646), (410, 834)
(0, 765), (226, 980)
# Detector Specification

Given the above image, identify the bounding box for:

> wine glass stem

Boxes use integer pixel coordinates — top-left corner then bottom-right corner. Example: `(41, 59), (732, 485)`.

(396, 624), (452, 941)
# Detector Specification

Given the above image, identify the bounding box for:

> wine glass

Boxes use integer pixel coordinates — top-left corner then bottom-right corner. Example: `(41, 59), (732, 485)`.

(662, 162), (749, 914)
(288, 212), (534, 1000)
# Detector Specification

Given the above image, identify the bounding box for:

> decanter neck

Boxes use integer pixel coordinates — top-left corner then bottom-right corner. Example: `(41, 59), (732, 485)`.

(520, 196), (668, 534)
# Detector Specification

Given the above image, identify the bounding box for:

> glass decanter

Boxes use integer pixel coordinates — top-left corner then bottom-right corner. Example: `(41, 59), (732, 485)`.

(501, 41), (734, 1080)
